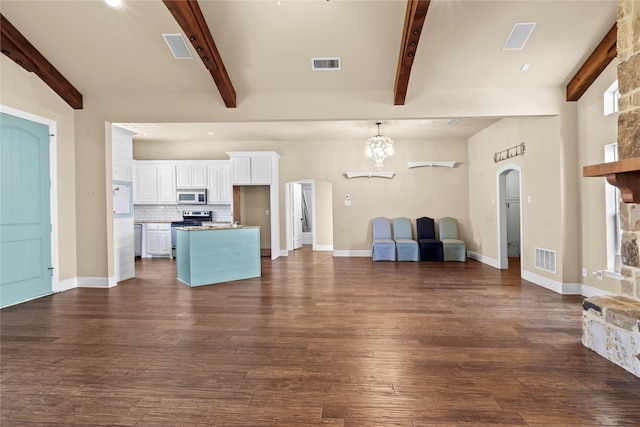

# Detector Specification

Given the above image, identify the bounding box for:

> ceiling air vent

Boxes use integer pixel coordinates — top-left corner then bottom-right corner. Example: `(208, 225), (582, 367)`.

(503, 22), (536, 50)
(163, 33), (193, 59)
(312, 57), (341, 71)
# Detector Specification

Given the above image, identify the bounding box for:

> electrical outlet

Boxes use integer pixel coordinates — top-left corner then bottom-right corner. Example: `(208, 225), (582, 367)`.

(597, 270), (603, 280)
(582, 268), (587, 278)
(265, 210), (269, 216)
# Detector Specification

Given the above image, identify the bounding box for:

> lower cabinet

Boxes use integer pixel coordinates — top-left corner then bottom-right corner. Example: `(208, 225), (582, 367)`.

(142, 223), (171, 258)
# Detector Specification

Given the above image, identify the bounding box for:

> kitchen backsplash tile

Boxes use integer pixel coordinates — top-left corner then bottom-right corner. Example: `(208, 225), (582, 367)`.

(134, 204), (233, 222)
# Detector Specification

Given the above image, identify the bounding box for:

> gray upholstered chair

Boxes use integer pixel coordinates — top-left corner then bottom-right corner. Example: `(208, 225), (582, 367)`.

(393, 217), (419, 261)
(438, 217), (466, 262)
(371, 217), (396, 261)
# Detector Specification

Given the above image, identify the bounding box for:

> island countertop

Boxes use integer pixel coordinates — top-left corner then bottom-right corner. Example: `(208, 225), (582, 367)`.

(175, 225), (260, 231)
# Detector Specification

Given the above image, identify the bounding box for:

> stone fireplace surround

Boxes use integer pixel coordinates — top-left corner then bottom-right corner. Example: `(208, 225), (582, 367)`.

(582, 0), (640, 378)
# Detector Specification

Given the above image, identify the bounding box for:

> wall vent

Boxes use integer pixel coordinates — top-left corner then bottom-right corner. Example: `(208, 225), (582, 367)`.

(535, 247), (556, 273)
(163, 34), (193, 59)
(312, 57), (341, 71)
(503, 23), (536, 50)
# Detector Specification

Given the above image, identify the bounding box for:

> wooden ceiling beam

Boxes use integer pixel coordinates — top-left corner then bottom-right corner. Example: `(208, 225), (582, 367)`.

(394, 0), (431, 106)
(163, 0), (237, 108)
(566, 23), (617, 102)
(0, 14), (83, 110)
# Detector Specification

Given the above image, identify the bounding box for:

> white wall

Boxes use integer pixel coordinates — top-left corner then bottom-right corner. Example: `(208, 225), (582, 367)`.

(112, 125), (136, 284)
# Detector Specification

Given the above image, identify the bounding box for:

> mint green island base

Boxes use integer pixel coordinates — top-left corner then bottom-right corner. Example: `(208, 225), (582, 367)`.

(176, 226), (261, 287)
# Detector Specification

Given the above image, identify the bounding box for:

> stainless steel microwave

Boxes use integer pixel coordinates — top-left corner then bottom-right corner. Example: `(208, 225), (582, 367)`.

(176, 189), (207, 205)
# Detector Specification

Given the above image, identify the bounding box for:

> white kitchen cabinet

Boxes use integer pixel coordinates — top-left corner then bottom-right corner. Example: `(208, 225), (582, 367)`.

(143, 223), (171, 258)
(230, 157), (251, 185)
(176, 164), (207, 188)
(133, 161), (176, 204)
(136, 163), (159, 203)
(227, 152), (276, 185)
(207, 162), (232, 204)
(157, 165), (176, 203)
(251, 156), (272, 184)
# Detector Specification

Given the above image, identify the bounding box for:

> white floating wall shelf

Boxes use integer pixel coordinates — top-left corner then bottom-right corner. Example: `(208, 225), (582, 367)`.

(406, 161), (456, 169)
(345, 172), (395, 179)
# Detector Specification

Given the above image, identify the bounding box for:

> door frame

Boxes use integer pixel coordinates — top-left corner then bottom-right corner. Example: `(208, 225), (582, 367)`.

(496, 164), (523, 271)
(1, 105), (60, 292)
(285, 179), (316, 252)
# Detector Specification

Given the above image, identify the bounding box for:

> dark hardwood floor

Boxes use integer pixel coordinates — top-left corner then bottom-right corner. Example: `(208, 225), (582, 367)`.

(2, 250), (639, 426)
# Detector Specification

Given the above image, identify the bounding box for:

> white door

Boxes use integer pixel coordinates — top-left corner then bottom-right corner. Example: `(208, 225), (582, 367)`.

(293, 183), (303, 249)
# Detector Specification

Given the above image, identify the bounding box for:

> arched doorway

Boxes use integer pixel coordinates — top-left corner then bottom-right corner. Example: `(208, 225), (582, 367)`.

(497, 165), (523, 271)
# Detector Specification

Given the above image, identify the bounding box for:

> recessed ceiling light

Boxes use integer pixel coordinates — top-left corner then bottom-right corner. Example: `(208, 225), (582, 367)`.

(104, 0), (122, 8)
(521, 62), (530, 72)
(207, 132), (215, 135)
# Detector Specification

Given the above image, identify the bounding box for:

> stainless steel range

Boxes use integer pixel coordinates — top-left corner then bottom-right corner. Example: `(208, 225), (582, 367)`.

(171, 211), (212, 257)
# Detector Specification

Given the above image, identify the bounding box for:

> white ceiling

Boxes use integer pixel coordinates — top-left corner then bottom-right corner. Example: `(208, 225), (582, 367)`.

(0, 0), (617, 143)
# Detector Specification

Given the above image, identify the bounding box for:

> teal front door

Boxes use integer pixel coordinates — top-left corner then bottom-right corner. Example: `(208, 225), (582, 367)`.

(0, 113), (52, 308)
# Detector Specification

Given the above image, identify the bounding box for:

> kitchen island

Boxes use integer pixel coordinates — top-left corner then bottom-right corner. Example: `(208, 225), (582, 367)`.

(175, 225), (261, 287)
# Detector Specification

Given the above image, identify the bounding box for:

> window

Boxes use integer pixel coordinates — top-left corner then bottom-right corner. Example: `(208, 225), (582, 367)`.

(604, 143), (622, 273)
(604, 80), (620, 116)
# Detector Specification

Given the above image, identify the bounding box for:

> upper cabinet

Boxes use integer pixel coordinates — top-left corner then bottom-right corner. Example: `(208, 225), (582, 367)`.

(134, 161), (177, 204)
(227, 152), (279, 185)
(207, 162), (232, 204)
(134, 160), (232, 205)
(176, 163), (207, 188)
(230, 157), (251, 185)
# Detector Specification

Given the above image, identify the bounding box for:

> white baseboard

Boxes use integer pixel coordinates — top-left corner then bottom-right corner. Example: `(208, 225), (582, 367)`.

(522, 269), (582, 295)
(313, 245), (333, 251)
(333, 250), (371, 257)
(54, 277), (77, 293)
(467, 251), (500, 268)
(77, 276), (117, 288)
(279, 250), (289, 257)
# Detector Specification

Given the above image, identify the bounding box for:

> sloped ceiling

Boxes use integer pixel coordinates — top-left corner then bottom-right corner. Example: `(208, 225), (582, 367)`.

(0, 0), (617, 142)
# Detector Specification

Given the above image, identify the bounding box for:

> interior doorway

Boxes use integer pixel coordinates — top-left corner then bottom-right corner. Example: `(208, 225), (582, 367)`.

(285, 179), (333, 253)
(497, 166), (523, 271)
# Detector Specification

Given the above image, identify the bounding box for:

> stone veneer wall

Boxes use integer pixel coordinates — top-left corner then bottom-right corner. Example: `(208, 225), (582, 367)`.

(581, 0), (640, 379)
(617, 0), (640, 299)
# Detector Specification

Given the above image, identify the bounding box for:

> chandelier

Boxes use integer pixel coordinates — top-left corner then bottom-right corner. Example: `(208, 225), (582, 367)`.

(364, 122), (394, 170)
